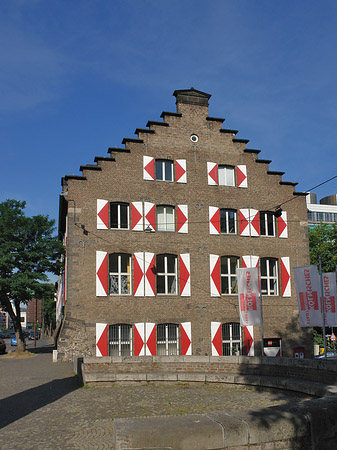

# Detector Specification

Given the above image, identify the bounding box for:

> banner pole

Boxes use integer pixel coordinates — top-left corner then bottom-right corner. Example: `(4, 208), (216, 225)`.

(259, 260), (264, 357)
(319, 256), (327, 359)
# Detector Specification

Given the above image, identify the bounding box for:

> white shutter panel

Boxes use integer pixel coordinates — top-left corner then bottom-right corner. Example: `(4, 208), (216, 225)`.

(97, 199), (109, 230)
(180, 253), (191, 297)
(134, 252), (145, 297)
(176, 159), (187, 183)
(131, 202), (144, 231)
(207, 162), (218, 185)
(143, 156), (155, 180)
(96, 251), (108, 296)
(177, 205), (188, 233)
(181, 322), (192, 355)
(209, 206), (220, 235)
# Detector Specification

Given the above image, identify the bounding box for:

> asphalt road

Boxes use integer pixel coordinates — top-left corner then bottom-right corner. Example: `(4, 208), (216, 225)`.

(0, 337), (313, 450)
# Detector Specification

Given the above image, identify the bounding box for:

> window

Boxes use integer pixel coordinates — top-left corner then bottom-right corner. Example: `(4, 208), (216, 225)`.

(109, 253), (131, 295)
(220, 209), (236, 234)
(221, 256), (239, 294)
(261, 258), (278, 296)
(222, 322), (241, 356)
(157, 323), (179, 355)
(260, 212), (275, 236)
(156, 205), (175, 232)
(155, 159), (173, 181)
(109, 324), (132, 356)
(110, 202), (129, 229)
(218, 165), (235, 186)
(156, 254), (177, 294)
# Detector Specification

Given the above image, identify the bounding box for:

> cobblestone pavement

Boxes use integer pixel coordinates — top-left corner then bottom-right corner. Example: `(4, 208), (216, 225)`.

(0, 338), (313, 450)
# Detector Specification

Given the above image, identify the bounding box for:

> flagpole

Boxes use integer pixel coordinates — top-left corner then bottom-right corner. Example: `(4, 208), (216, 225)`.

(319, 256), (327, 359)
(259, 260), (264, 357)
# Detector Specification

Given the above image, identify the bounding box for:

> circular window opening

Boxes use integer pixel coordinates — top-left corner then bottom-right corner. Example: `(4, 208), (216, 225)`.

(190, 134), (199, 143)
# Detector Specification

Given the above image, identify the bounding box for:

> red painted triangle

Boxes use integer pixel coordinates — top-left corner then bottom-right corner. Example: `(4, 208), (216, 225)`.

(179, 257), (189, 295)
(97, 325), (108, 356)
(237, 166), (246, 186)
(176, 161), (185, 182)
(97, 254), (108, 295)
(98, 202), (109, 228)
(181, 325), (191, 355)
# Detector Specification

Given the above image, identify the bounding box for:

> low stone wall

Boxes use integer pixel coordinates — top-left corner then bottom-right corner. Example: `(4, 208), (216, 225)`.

(81, 356), (337, 449)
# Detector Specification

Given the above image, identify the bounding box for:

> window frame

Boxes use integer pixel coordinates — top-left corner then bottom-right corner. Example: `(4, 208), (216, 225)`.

(156, 205), (175, 232)
(156, 323), (179, 356)
(155, 159), (174, 182)
(109, 202), (129, 230)
(222, 322), (241, 356)
(108, 253), (132, 295)
(156, 254), (177, 295)
(220, 256), (239, 295)
(219, 208), (237, 234)
(260, 211), (275, 237)
(108, 324), (132, 357)
(218, 165), (235, 186)
(260, 257), (278, 296)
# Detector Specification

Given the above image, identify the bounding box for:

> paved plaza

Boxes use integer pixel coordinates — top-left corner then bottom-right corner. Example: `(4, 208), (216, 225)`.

(0, 338), (312, 450)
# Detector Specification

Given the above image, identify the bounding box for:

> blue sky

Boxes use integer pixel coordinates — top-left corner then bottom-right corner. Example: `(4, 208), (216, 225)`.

(1, 0), (337, 225)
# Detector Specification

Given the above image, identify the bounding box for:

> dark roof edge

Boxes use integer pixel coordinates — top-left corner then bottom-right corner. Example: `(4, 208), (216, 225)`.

(244, 148), (261, 155)
(135, 128), (155, 135)
(160, 111), (182, 118)
(293, 191), (308, 196)
(107, 147), (131, 154)
(256, 159), (272, 164)
(64, 175), (87, 181)
(221, 129), (239, 135)
(94, 156), (116, 163)
(122, 138), (144, 144)
(280, 181), (298, 186)
(206, 116), (225, 123)
(146, 120), (169, 127)
(79, 165), (102, 172)
(267, 171), (285, 176)
(233, 138), (249, 144)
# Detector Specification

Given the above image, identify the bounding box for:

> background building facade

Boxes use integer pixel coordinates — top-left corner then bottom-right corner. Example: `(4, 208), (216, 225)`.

(57, 89), (311, 362)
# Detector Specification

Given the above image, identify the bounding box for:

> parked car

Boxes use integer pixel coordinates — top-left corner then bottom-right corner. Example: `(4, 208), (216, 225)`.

(0, 338), (6, 354)
(28, 331), (39, 340)
(11, 337), (17, 346)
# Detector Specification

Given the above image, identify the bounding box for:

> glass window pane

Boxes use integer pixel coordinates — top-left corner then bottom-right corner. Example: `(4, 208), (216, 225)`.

(157, 343), (166, 356)
(230, 257), (238, 274)
(167, 255), (176, 273)
(120, 275), (130, 294)
(232, 343), (240, 355)
(232, 323), (241, 340)
(230, 277), (237, 294)
(109, 275), (119, 294)
(109, 254), (118, 273)
(120, 204), (128, 228)
(110, 203), (118, 228)
(221, 277), (229, 294)
(164, 161), (172, 181)
(220, 209), (227, 233)
(155, 160), (163, 180)
(156, 255), (165, 273)
(228, 211), (236, 233)
(157, 324), (165, 341)
(157, 275), (165, 293)
(168, 324), (177, 340)
(222, 323), (230, 340)
(260, 213), (266, 235)
(157, 206), (165, 231)
(168, 343), (177, 355)
(168, 276), (176, 294)
(226, 167), (234, 186)
(223, 343), (230, 356)
(261, 279), (267, 294)
(166, 208), (174, 231)
(121, 325), (130, 340)
(261, 259), (267, 276)
(218, 166), (225, 185)
(221, 256), (228, 274)
(267, 213), (274, 235)
(120, 254), (129, 273)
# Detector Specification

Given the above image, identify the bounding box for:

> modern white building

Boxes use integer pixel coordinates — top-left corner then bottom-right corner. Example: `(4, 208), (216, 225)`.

(307, 193), (337, 228)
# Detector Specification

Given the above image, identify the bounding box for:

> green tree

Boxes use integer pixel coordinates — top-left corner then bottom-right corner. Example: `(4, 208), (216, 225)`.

(0, 200), (63, 352)
(309, 223), (337, 272)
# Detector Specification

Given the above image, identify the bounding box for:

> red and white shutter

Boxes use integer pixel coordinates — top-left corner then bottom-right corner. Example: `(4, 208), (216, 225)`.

(177, 205), (188, 233)
(237, 165), (247, 188)
(180, 253), (191, 296)
(249, 209), (260, 237)
(144, 252), (156, 296)
(143, 156), (155, 181)
(145, 323), (156, 356)
(210, 254), (221, 296)
(96, 323), (108, 357)
(176, 159), (187, 183)
(131, 202), (144, 231)
(239, 209), (250, 236)
(278, 211), (288, 238)
(280, 257), (291, 297)
(96, 251), (108, 296)
(97, 199), (109, 230)
(209, 206), (220, 235)
(134, 323), (145, 356)
(244, 326), (254, 356)
(133, 252), (145, 296)
(144, 202), (156, 232)
(211, 322), (222, 356)
(181, 322), (192, 355)
(242, 255), (259, 268)
(207, 162), (218, 185)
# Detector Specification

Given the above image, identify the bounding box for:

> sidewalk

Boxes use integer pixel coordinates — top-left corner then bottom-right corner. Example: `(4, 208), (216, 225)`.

(0, 339), (312, 450)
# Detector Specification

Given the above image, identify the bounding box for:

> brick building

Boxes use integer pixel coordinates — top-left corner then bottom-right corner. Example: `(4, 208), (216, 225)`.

(57, 88), (311, 362)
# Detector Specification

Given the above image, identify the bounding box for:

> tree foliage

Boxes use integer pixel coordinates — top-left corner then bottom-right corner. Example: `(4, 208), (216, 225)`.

(0, 199), (63, 351)
(309, 223), (337, 273)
